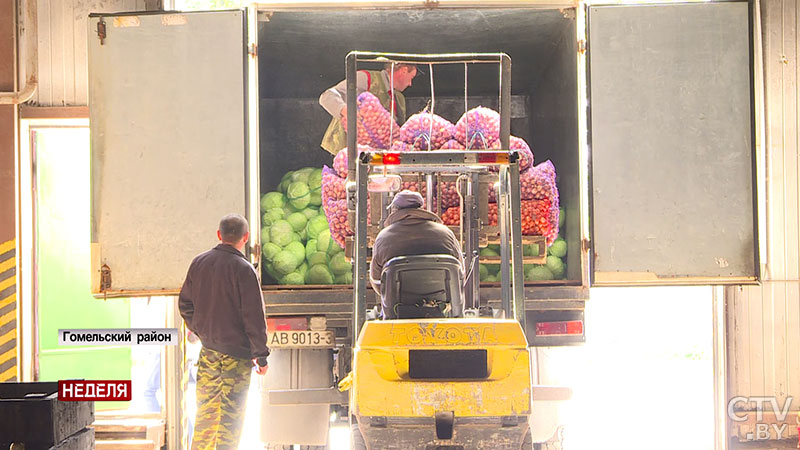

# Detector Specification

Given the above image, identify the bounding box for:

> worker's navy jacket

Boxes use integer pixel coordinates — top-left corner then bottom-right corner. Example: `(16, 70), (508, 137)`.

(179, 244), (269, 360)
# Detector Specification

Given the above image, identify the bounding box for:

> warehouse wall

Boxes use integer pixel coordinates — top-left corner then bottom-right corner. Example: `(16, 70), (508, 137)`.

(30, 0), (160, 107)
(0, 0), (160, 382)
(0, 0), (17, 382)
(726, 0), (800, 444)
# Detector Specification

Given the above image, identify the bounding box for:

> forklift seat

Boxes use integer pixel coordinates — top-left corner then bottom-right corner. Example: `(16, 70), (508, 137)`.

(380, 255), (464, 320)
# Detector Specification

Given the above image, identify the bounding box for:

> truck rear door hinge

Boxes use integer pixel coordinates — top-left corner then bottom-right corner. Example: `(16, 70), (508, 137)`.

(248, 43), (257, 57)
(258, 11), (273, 22)
(578, 39), (586, 55)
(96, 18), (107, 45)
(100, 264), (112, 292)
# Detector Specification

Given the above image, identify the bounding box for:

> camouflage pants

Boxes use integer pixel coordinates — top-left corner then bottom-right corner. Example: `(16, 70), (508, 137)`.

(191, 347), (252, 450)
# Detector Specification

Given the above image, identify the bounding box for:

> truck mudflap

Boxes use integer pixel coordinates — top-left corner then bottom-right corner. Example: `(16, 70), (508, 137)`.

(357, 415), (529, 450)
(259, 348), (332, 446)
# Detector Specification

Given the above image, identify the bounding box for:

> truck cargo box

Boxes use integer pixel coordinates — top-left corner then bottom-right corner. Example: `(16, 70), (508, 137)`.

(257, 8), (581, 290)
(87, 1), (758, 298)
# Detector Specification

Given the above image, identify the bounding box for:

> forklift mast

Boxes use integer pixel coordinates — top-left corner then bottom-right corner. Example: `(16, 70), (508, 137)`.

(343, 52), (527, 345)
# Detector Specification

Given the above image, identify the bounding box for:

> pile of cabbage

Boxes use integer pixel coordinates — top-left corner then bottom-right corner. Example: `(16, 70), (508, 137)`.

(260, 167), (352, 285)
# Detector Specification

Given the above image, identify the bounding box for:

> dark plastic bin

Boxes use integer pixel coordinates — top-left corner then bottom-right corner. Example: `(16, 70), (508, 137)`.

(0, 382), (95, 450)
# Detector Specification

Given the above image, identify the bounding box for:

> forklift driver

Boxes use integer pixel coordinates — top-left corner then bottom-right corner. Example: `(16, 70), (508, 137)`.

(370, 190), (464, 316)
(319, 62), (417, 154)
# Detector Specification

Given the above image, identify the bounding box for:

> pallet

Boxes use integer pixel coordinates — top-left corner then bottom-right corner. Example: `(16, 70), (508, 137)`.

(95, 439), (161, 450)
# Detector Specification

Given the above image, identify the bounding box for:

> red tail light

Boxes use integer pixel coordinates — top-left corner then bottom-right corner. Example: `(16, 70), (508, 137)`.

(267, 316), (308, 332)
(535, 320), (583, 336)
(382, 153), (401, 164)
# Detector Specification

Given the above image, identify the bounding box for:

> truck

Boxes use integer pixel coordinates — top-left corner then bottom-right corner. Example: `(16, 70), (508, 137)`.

(86, 1), (758, 448)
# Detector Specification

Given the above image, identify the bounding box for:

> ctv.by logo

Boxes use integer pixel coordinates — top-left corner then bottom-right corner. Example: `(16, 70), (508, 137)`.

(727, 396), (799, 441)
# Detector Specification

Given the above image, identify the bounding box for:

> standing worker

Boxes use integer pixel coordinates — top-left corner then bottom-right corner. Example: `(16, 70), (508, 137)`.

(179, 213), (270, 450)
(319, 62), (417, 154)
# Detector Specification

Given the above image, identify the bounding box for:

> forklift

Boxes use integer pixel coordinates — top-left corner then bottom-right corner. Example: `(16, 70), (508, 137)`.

(344, 52), (535, 450)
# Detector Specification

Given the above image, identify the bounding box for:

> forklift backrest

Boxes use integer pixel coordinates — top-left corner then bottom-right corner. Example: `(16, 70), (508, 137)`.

(380, 255), (464, 320)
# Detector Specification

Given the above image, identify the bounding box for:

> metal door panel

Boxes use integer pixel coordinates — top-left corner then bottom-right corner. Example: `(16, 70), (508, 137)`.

(88, 10), (248, 293)
(588, 2), (758, 285)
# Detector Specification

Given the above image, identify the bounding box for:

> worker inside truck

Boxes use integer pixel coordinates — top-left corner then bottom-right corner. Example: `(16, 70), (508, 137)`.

(370, 190), (464, 318)
(318, 62), (417, 154)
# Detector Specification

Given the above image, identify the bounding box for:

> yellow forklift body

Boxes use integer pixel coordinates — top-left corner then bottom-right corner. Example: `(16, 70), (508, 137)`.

(352, 318), (532, 418)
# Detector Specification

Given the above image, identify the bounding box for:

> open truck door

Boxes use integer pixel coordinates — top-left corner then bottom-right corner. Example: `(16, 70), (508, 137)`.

(587, 1), (759, 286)
(87, 9), (260, 295)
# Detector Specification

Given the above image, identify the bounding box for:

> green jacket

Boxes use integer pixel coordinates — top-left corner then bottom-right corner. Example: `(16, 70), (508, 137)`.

(320, 69), (407, 155)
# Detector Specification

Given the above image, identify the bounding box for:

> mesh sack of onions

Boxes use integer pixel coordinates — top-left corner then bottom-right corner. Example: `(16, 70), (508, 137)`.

(437, 139), (465, 150)
(440, 205), (461, 226)
(488, 136), (534, 172)
(341, 92), (400, 149)
(521, 160), (557, 201)
(322, 198), (375, 249)
(488, 160), (558, 202)
(454, 107), (501, 149)
(332, 145), (374, 178)
(390, 141), (414, 152)
(441, 199), (559, 244)
(400, 179), (427, 196)
(321, 166), (346, 202)
(441, 204), (492, 227)
(468, 139), (501, 151)
(438, 181), (460, 209)
(545, 197), (560, 244)
(399, 112), (455, 150)
(322, 198), (351, 249)
(511, 136), (534, 170)
(522, 198), (559, 245)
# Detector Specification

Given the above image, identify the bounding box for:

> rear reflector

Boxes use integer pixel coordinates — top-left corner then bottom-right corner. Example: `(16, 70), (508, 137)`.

(476, 152), (509, 164)
(267, 316), (308, 332)
(408, 350), (488, 379)
(535, 320), (583, 336)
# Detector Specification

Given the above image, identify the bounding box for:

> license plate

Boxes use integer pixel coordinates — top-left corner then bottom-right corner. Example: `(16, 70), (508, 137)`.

(267, 330), (335, 348)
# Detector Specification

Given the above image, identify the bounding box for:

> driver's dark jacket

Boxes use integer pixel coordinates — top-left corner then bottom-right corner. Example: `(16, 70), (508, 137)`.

(369, 208), (464, 295)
